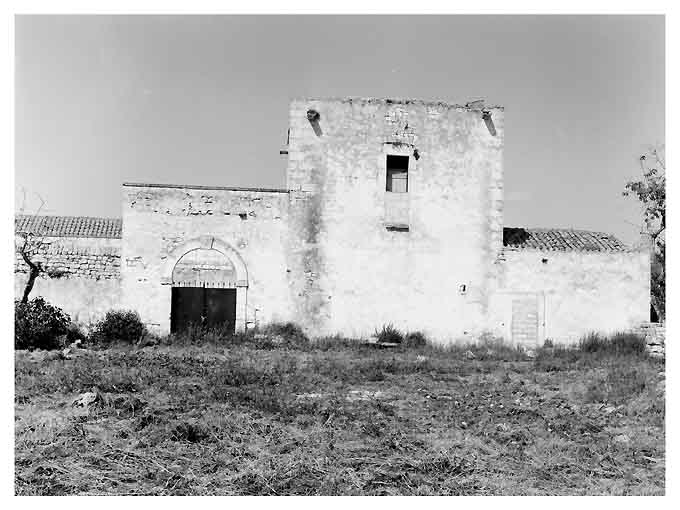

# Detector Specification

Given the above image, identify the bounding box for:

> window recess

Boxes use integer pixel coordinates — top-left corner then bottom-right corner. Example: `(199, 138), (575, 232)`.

(386, 155), (409, 193)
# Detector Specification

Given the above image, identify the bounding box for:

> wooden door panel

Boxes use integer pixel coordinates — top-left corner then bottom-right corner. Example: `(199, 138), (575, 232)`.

(171, 287), (205, 333)
(206, 288), (236, 333)
(171, 286), (237, 334)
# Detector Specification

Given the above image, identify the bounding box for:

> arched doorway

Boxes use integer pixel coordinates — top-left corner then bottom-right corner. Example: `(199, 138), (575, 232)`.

(170, 248), (238, 333)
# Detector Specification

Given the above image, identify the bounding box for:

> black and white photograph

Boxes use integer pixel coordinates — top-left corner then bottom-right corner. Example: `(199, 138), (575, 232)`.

(7, 5), (670, 497)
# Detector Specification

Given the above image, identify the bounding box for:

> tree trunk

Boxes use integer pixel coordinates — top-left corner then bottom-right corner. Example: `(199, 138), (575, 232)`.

(21, 265), (40, 304)
(19, 249), (42, 304)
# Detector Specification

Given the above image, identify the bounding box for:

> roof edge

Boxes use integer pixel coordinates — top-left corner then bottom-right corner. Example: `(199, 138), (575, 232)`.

(123, 182), (290, 193)
(502, 226), (633, 253)
(15, 214), (122, 239)
(502, 246), (639, 254)
(292, 96), (504, 111)
(503, 226), (619, 236)
(16, 213), (121, 221)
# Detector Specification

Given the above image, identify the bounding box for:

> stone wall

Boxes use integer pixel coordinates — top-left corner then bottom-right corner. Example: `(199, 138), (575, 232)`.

(630, 322), (665, 357)
(121, 184), (291, 333)
(15, 237), (120, 280)
(14, 236), (122, 324)
(489, 249), (651, 345)
(286, 98), (505, 341)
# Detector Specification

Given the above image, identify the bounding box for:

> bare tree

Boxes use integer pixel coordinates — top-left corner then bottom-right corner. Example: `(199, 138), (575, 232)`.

(15, 190), (60, 303)
(623, 145), (665, 321)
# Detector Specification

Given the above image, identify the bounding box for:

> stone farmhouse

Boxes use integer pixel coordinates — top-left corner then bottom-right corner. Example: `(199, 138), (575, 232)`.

(15, 97), (651, 346)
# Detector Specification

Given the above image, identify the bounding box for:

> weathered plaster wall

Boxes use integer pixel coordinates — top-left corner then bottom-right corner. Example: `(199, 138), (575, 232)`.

(489, 249), (651, 345)
(14, 236), (122, 324)
(121, 184), (291, 333)
(18, 98), (650, 344)
(286, 98), (504, 341)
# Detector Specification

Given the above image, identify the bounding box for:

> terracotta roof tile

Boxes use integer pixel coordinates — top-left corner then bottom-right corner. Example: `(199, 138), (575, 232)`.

(503, 227), (629, 253)
(14, 216), (629, 252)
(15, 215), (122, 239)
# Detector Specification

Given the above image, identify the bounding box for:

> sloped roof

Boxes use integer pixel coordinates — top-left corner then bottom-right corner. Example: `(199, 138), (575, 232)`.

(503, 227), (629, 252)
(14, 215), (629, 252)
(15, 214), (122, 239)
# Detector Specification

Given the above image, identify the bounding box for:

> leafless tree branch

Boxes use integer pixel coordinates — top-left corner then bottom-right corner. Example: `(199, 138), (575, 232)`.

(15, 191), (52, 303)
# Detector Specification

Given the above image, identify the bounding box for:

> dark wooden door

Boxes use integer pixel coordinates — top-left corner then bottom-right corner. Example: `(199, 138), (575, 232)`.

(171, 286), (237, 334)
(205, 288), (237, 332)
(171, 287), (204, 333)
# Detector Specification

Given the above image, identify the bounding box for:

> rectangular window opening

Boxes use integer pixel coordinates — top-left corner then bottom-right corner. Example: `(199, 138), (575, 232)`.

(386, 155), (409, 193)
(385, 224), (409, 232)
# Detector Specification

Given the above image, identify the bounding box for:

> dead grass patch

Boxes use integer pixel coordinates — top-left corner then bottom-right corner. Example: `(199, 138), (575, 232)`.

(15, 338), (664, 495)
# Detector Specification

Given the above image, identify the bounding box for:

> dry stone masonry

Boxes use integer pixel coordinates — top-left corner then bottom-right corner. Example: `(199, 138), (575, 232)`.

(631, 322), (666, 357)
(15, 240), (120, 280)
(14, 216), (122, 324)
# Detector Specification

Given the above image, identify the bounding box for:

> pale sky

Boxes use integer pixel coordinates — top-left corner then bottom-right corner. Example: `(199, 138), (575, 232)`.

(15, 15), (664, 244)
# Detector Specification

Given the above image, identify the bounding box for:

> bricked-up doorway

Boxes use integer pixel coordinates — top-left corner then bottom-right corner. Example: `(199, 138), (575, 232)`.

(511, 295), (539, 346)
(171, 285), (237, 333)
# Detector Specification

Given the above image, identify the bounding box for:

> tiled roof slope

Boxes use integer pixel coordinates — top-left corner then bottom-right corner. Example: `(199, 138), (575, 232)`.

(14, 215), (628, 251)
(15, 214), (122, 239)
(503, 227), (629, 252)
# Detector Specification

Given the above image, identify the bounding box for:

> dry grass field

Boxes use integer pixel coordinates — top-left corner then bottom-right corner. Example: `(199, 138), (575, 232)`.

(15, 331), (665, 495)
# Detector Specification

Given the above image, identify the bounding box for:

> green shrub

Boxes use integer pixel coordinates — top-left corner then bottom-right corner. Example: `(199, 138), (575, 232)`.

(579, 331), (647, 356)
(90, 310), (146, 345)
(14, 297), (71, 351)
(403, 331), (427, 348)
(375, 324), (404, 344)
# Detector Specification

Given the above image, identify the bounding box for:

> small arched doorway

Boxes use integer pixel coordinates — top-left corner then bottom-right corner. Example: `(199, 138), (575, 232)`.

(170, 248), (238, 333)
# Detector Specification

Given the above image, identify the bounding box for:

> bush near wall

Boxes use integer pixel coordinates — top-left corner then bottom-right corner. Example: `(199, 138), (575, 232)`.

(15, 297), (71, 350)
(89, 310), (147, 345)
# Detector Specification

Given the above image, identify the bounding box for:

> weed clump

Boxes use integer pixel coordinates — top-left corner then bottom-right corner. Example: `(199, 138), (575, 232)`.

(403, 331), (427, 348)
(310, 335), (366, 351)
(585, 364), (649, 404)
(375, 324), (404, 344)
(162, 324), (232, 346)
(224, 322), (311, 349)
(156, 322), (310, 350)
(260, 322), (310, 348)
(170, 420), (212, 443)
(579, 332), (647, 356)
(476, 334), (527, 361)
